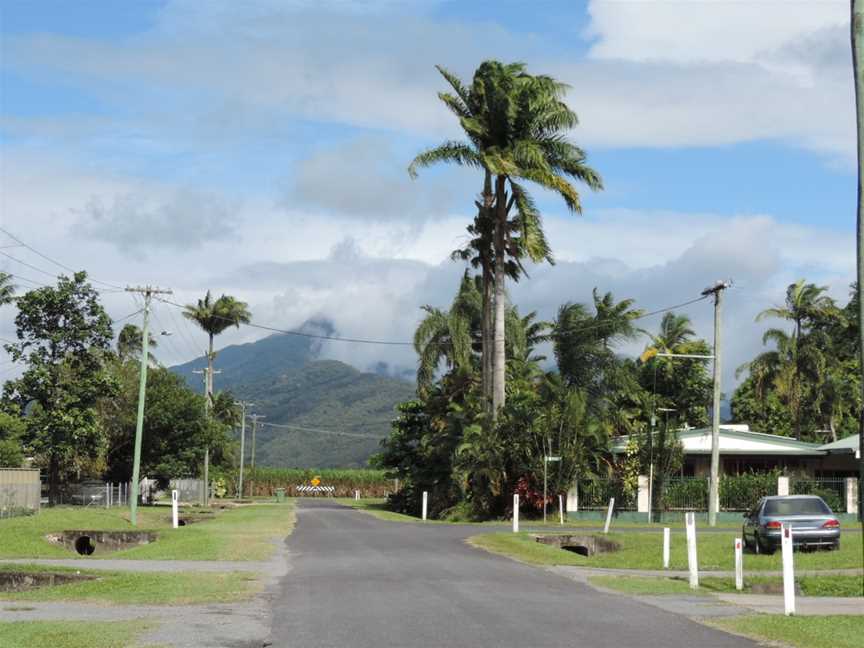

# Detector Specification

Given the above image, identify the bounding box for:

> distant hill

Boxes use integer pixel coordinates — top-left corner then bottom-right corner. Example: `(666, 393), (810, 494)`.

(170, 326), (414, 468)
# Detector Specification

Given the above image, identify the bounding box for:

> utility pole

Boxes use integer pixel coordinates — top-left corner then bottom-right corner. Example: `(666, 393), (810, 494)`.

(125, 285), (172, 526)
(702, 280), (731, 527)
(193, 366), (221, 506)
(249, 414), (265, 471)
(237, 401), (253, 499)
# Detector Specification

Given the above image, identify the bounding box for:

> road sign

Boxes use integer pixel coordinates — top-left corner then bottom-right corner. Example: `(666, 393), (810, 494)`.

(545, 456), (561, 462)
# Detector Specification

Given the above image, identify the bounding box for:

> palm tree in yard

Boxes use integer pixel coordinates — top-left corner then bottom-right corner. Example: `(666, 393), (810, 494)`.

(755, 280), (835, 439)
(410, 61), (602, 417)
(183, 291), (251, 502)
(116, 324), (158, 366)
(414, 272), (482, 395)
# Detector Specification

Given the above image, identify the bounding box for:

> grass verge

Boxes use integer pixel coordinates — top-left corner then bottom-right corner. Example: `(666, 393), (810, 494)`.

(331, 499), (745, 529)
(710, 615), (864, 648)
(0, 564), (260, 604)
(0, 620), (153, 648)
(0, 502), (295, 561)
(468, 531), (863, 571)
(589, 574), (864, 597)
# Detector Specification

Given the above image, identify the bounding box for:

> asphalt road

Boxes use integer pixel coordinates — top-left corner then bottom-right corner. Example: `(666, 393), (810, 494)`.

(267, 500), (757, 648)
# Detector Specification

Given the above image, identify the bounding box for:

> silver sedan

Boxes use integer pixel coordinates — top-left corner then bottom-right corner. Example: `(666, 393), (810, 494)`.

(742, 495), (840, 554)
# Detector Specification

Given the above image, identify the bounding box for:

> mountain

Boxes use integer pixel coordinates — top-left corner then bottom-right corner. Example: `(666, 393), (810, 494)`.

(170, 327), (414, 468)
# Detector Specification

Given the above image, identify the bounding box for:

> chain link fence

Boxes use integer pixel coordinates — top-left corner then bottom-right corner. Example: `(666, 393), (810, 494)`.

(791, 477), (846, 513)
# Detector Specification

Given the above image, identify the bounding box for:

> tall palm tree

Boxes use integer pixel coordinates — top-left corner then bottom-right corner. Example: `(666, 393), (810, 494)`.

(756, 280), (835, 439)
(641, 312), (698, 358)
(183, 291), (251, 502)
(851, 0), (864, 520)
(0, 272), (15, 306)
(410, 61), (602, 416)
(116, 324), (158, 366)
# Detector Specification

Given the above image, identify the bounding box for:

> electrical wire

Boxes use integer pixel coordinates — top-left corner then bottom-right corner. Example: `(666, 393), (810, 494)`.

(0, 227), (124, 290)
(260, 421), (382, 440)
(554, 295), (711, 336)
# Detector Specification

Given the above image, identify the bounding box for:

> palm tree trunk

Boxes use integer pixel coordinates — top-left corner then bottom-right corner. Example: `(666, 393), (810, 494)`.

(481, 170), (495, 410)
(851, 0), (864, 522)
(482, 264), (493, 404)
(204, 334), (214, 506)
(492, 175), (508, 417)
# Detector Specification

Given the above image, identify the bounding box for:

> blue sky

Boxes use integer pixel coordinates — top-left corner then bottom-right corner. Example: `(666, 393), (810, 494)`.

(0, 0), (857, 392)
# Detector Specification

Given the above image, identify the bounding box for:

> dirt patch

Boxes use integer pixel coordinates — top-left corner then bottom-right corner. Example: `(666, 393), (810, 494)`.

(46, 530), (158, 556)
(0, 571), (97, 593)
(533, 534), (621, 556)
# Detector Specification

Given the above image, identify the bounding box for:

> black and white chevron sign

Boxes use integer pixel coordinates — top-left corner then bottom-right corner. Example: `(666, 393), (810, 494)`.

(296, 485), (335, 493)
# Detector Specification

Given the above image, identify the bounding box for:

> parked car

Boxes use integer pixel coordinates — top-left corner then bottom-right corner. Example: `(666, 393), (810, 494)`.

(742, 495), (840, 554)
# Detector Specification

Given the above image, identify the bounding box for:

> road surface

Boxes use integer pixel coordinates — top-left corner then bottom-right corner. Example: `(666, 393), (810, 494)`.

(268, 500), (756, 648)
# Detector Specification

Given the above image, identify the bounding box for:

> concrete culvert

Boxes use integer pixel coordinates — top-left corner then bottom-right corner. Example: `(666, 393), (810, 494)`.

(74, 536), (95, 556)
(563, 545), (591, 557)
(178, 519), (187, 527)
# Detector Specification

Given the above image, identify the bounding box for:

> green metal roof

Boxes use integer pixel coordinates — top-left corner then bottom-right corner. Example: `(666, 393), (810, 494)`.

(818, 435), (860, 454)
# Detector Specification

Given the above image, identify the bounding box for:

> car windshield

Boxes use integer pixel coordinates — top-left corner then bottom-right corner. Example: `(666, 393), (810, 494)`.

(764, 498), (830, 516)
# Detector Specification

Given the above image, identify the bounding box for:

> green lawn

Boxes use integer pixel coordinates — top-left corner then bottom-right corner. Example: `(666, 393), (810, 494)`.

(589, 574), (864, 597)
(0, 503), (295, 561)
(0, 620), (154, 648)
(332, 498), (745, 529)
(0, 564), (260, 605)
(468, 530), (863, 571)
(711, 615), (864, 648)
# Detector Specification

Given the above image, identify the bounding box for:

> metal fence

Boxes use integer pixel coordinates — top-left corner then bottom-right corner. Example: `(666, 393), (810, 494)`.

(791, 477), (846, 513)
(578, 479), (637, 511)
(169, 479), (206, 504)
(53, 481), (132, 507)
(0, 468), (41, 519)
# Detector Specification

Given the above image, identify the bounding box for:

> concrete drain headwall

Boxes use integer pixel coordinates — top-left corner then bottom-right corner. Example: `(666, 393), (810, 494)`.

(46, 530), (158, 556)
(533, 534), (621, 556)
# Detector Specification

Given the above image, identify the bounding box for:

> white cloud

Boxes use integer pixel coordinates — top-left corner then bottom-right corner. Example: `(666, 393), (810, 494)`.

(586, 0), (847, 66)
(3, 0), (854, 160)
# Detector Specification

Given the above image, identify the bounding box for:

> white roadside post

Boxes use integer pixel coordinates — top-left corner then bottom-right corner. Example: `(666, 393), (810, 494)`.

(603, 497), (615, 534)
(663, 527), (670, 569)
(421, 491), (428, 521)
(354, 490), (360, 501)
(105, 483), (110, 509)
(781, 524), (795, 615)
(558, 494), (564, 525)
(685, 512), (699, 589)
(734, 537), (744, 591)
(171, 490), (179, 529)
(513, 494), (520, 533)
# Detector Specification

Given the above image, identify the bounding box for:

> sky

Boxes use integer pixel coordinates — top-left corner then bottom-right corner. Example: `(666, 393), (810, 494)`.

(0, 0), (857, 404)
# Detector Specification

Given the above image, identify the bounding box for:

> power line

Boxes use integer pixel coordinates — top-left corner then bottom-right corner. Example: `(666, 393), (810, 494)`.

(261, 420), (383, 440)
(0, 227), (124, 290)
(157, 296), (416, 347)
(555, 295), (711, 337)
(159, 295), (206, 360)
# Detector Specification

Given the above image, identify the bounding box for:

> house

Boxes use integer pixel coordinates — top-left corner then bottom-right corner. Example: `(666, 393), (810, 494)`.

(610, 424), (857, 477)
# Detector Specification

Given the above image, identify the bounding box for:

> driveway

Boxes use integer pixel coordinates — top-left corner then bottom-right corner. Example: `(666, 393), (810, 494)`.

(268, 499), (757, 648)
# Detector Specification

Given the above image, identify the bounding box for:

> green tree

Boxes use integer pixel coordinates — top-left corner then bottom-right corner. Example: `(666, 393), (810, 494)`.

(116, 323), (158, 365)
(100, 360), (213, 482)
(755, 280), (836, 439)
(2, 273), (115, 504)
(414, 272), (481, 395)
(0, 410), (26, 467)
(410, 61), (602, 416)
(639, 312), (712, 428)
(0, 272), (15, 306)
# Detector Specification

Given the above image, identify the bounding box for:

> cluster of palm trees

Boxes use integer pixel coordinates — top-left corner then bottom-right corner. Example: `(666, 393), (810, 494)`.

(737, 280), (860, 442)
(409, 61), (602, 418)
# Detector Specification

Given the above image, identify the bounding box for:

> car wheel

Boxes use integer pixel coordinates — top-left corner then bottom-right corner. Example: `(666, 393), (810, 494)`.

(755, 534), (774, 555)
